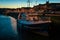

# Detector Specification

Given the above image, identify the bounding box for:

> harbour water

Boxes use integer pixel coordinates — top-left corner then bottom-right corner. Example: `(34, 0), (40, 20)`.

(17, 20), (51, 40)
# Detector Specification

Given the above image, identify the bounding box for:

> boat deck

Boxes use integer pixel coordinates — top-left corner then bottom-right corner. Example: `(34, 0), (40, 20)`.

(18, 20), (51, 25)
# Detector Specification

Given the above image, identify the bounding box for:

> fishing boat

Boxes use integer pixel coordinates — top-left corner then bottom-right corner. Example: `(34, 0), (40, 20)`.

(18, 12), (51, 36)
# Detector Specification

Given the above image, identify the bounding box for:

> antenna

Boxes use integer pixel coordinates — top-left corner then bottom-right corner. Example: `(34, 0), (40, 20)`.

(27, 0), (30, 7)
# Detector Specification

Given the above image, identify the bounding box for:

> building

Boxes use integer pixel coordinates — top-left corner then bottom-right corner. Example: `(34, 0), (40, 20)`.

(33, 1), (60, 14)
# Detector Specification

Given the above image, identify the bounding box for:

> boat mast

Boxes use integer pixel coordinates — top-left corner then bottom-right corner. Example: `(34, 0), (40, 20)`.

(27, 0), (30, 7)
(35, 0), (37, 5)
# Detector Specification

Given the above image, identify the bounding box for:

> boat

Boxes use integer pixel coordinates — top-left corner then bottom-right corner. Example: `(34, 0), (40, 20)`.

(18, 12), (51, 36)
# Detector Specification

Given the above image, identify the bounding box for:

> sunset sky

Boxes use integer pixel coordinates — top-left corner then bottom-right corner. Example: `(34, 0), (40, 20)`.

(0, 0), (60, 8)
